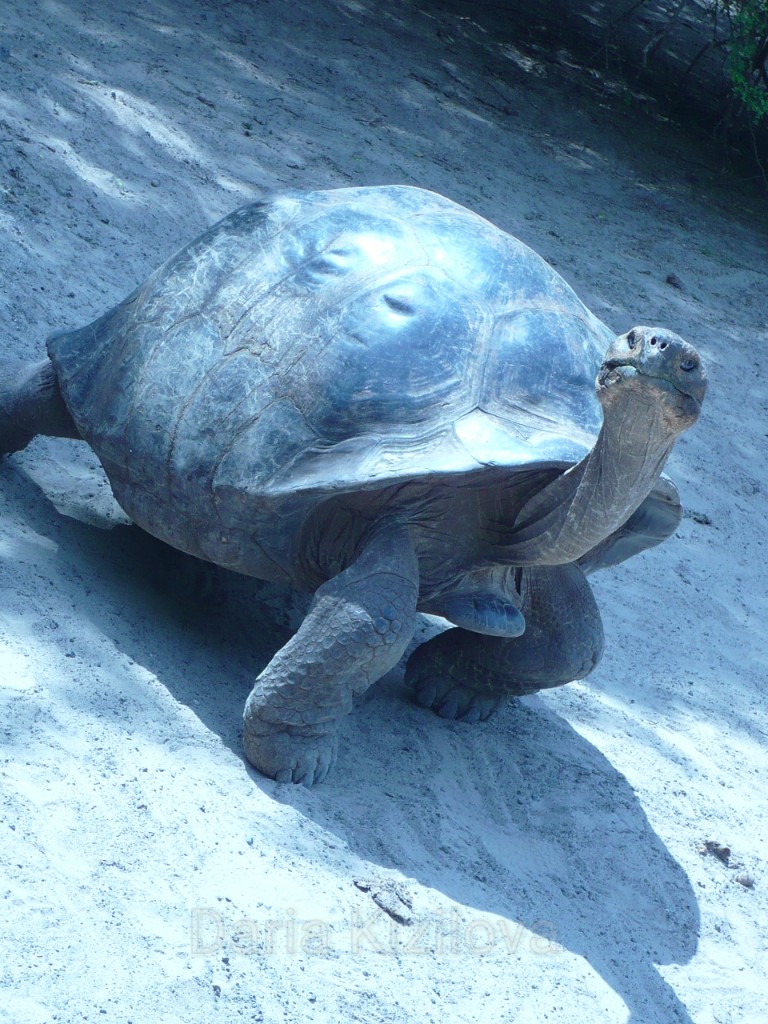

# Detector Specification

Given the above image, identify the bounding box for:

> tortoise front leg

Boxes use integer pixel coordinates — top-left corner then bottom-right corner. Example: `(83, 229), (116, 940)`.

(244, 524), (419, 785)
(406, 564), (604, 722)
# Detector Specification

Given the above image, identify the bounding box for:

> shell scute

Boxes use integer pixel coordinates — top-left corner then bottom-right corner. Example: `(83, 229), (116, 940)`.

(289, 268), (485, 444)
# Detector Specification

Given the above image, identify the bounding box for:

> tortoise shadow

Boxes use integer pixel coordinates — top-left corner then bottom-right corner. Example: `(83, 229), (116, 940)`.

(2, 456), (699, 1023)
(271, 683), (701, 1023)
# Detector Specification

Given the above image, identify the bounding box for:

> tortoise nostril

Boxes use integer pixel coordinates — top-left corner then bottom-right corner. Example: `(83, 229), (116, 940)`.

(659, 340), (668, 350)
(650, 336), (657, 346)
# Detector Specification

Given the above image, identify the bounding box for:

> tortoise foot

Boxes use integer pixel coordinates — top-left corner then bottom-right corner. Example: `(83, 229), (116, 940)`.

(243, 701), (339, 786)
(413, 677), (502, 723)
(405, 642), (503, 723)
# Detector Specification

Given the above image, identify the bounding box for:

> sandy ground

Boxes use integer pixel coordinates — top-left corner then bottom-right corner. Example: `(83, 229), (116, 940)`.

(1, 2), (767, 1022)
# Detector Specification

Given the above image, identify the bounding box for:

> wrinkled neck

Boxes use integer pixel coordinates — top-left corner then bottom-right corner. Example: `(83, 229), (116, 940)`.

(502, 398), (676, 566)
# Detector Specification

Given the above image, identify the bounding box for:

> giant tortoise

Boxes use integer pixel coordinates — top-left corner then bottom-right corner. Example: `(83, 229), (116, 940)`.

(0, 186), (706, 785)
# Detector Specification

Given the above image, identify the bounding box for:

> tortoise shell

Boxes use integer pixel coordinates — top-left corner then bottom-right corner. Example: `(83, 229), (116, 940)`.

(48, 186), (614, 578)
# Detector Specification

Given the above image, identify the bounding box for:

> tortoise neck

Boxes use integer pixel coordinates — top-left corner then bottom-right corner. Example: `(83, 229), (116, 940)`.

(501, 396), (676, 566)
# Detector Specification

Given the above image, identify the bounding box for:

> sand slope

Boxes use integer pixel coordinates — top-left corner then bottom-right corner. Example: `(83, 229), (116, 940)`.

(1, 2), (766, 1022)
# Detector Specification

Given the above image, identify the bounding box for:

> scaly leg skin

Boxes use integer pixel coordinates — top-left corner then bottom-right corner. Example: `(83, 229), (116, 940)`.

(0, 359), (79, 455)
(243, 524), (419, 785)
(406, 563), (605, 722)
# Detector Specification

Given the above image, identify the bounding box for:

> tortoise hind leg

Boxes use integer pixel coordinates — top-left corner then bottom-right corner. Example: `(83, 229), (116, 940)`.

(406, 564), (604, 722)
(0, 358), (80, 455)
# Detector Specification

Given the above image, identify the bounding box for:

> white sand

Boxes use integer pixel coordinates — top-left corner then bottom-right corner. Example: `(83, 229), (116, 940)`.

(1, 2), (766, 1022)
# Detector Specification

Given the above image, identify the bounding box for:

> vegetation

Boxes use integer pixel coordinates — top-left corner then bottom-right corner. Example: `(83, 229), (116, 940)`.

(717, 1), (768, 124)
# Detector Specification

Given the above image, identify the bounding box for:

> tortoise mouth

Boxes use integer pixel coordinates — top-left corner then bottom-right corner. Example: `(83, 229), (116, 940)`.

(598, 359), (702, 411)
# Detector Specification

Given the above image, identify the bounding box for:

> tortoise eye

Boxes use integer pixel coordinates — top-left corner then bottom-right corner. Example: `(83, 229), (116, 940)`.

(627, 329), (637, 349)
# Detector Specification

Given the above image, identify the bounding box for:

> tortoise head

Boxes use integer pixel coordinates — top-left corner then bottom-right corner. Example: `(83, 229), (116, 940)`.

(596, 326), (707, 434)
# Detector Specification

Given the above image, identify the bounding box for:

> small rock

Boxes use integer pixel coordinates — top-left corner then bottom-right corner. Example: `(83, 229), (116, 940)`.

(150, 179), (159, 187)
(698, 840), (730, 864)
(354, 876), (413, 925)
(683, 509), (712, 526)
(735, 873), (755, 889)
(666, 273), (684, 290)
